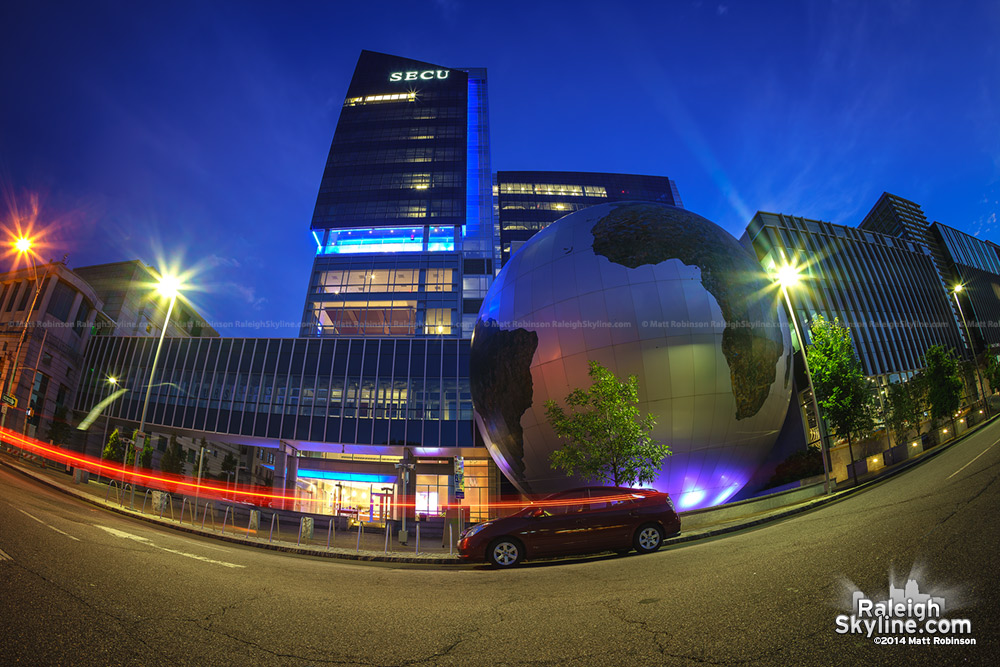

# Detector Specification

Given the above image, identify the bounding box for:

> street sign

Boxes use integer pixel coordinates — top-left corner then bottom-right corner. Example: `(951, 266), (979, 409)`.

(2, 394), (16, 407)
(135, 432), (146, 450)
(454, 457), (465, 500)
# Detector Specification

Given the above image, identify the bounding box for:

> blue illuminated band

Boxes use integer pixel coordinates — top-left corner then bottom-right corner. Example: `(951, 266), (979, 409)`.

(314, 226), (455, 255)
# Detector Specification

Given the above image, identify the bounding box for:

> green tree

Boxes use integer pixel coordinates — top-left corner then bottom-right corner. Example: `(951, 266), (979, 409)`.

(160, 435), (186, 475)
(133, 429), (153, 469)
(924, 345), (962, 439)
(102, 427), (124, 463)
(221, 451), (237, 477)
(544, 360), (671, 487)
(984, 354), (1000, 396)
(806, 315), (876, 484)
(886, 376), (926, 446)
(885, 382), (909, 448)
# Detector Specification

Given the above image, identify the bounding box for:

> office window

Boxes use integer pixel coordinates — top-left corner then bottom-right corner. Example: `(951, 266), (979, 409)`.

(47, 281), (76, 322)
(424, 269), (454, 292)
(426, 308), (452, 335)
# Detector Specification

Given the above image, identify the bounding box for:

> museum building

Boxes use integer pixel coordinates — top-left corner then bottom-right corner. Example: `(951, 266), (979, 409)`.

(67, 50), (1000, 518)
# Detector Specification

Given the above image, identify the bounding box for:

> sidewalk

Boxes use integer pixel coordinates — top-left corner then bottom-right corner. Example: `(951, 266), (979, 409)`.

(0, 449), (461, 564)
(1, 416), (993, 565)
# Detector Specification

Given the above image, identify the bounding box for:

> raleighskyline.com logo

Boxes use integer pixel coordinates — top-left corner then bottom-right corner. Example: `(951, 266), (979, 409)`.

(835, 577), (975, 645)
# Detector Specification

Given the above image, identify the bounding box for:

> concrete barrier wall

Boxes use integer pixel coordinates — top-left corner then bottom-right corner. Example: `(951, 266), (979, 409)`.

(679, 481), (828, 531)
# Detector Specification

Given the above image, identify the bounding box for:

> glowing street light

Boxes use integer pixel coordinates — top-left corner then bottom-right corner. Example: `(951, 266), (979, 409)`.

(951, 283), (989, 419)
(1, 235), (46, 435)
(776, 264), (801, 289)
(775, 262), (832, 495)
(133, 273), (184, 490)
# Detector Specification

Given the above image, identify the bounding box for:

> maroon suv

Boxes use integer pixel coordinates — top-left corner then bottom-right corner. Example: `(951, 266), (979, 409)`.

(458, 486), (681, 567)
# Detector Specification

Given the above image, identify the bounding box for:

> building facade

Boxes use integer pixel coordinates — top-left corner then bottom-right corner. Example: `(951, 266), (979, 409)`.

(745, 210), (963, 380)
(744, 194), (1000, 482)
(0, 262), (101, 441)
(77, 335), (491, 520)
(302, 50), (494, 341)
(496, 171), (682, 266)
(73, 260), (218, 339)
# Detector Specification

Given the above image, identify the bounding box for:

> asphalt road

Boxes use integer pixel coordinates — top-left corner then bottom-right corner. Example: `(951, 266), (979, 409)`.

(1, 421), (998, 667)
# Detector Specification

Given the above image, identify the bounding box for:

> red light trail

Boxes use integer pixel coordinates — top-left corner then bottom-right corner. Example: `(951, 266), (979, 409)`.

(1, 426), (662, 515)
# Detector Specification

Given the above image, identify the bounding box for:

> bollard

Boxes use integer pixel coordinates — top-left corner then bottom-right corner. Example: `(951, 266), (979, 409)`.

(160, 494), (175, 521)
(415, 523), (420, 555)
(356, 520), (362, 552)
(105, 480), (120, 504)
(298, 516), (314, 546)
(140, 489), (153, 514)
(384, 523), (390, 553)
(449, 524), (453, 555)
(248, 509), (260, 536)
(268, 513), (278, 543)
(327, 517), (334, 550)
(222, 506), (235, 534)
(201, 502), (216, 530)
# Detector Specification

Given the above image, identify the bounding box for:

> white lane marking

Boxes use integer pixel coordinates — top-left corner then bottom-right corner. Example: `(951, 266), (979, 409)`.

(17, 508), (81, 541)
(0, 547), (12, 561)
(94, 526), (245, 569)
(947, 440), (999, 480)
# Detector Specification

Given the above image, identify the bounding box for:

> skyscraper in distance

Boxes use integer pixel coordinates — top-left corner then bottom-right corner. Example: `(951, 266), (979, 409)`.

(496, 171), (682, 265)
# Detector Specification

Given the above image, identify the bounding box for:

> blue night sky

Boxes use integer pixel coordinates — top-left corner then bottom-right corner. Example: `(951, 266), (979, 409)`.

(1, 1), (998, 337)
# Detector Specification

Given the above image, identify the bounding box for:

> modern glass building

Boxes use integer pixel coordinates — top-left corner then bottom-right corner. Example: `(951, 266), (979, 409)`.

(75, 335), (492, 519)
(302, 50), (494, 340)
(495, 171), (682, 266)
(857, 192), (1000, 359)
(745, 210), (963, 380)
(930, 222), (1000, 353)
(743, 195), (1000, 483)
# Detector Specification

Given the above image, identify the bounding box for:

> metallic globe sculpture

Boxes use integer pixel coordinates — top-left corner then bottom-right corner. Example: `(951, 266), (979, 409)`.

(470, 202), (793, 510)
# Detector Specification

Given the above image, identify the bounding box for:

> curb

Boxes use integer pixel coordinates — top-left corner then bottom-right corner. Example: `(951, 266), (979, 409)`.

(2, 417), (993, 566)
(0, 455), (461, 565)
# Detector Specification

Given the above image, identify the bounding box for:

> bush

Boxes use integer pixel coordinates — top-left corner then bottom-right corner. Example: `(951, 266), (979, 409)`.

(766, 445), (824, 489)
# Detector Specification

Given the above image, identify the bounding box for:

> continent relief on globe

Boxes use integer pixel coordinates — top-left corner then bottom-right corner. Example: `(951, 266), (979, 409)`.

(592, 203), (783, 420)
(469, 320), (538, 479)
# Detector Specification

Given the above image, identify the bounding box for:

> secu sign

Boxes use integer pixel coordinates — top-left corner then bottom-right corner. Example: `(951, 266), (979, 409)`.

(389, 70), (450, 82)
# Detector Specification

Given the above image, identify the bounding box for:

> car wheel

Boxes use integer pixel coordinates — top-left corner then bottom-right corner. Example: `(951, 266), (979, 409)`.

(634, 523), (664, 554)
(488, 538), (523, 567)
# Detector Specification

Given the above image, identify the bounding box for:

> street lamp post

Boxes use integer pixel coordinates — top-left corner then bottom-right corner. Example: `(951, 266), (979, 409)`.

(129, 275), (181, 506)
(137, 276), (180, 444)
(1, 237), (46, 436)
(394, 461), (414, 543)
(952, 284), (989, 419)
(777, 264), (833, 495)
(231, 464), (248, 501)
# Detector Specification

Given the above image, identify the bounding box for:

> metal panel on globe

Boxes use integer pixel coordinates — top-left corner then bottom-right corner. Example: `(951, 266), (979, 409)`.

(470, 202), (793, 510)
